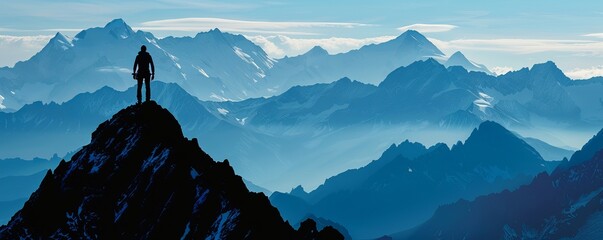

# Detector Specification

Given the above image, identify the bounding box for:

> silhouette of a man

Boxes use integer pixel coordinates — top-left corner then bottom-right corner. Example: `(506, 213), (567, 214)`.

(133, 45), (155, 104)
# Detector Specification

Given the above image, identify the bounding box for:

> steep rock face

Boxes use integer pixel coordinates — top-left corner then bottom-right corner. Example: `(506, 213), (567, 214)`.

(0, 102), (329, 239)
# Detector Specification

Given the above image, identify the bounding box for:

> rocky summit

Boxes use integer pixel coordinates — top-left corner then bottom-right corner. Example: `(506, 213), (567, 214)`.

(0, 101), (342, 240)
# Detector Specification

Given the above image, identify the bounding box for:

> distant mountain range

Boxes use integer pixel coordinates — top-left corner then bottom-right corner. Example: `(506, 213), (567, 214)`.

(213, 59), (603, 130)
(398, 127), (603, 239)
(0, 74), (577, 192)
(0, 102), (343, 239)
(270, 121), (559, 238)
(0, 19), (490, 111)
(0, 20), (595, 191)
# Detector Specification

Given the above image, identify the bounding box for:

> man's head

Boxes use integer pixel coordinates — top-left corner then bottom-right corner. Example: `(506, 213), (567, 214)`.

(141, 45), (147, 52)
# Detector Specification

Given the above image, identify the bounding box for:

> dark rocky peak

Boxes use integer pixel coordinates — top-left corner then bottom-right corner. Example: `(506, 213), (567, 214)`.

(460, 121), (544, 167)
(464, 121), (516, 145)
(0, 101), (340, 239)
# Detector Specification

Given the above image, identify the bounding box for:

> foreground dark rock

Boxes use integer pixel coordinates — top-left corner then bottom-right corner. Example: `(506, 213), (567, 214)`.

(0, 101), (340, 239)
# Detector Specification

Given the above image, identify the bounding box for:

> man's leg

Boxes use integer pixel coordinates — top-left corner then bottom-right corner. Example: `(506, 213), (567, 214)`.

(145, 77), (151, 102)
(137, 78), (143, 104)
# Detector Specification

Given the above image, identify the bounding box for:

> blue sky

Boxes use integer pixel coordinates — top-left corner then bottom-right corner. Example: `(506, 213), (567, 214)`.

(1, 0), (603, 78)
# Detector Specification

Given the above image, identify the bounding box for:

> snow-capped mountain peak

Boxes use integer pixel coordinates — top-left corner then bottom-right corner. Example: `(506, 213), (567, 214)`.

(393, 30), (445, 57)
(47, 32), (73, 50)
(103, 18), (135, 39)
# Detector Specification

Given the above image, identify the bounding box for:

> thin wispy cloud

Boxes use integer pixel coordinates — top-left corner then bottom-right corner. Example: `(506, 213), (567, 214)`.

(429, 37), (603, 55)
(583, 33), (603, 38)
(138, 18), (373, 36)
(96, 66), (131, 73)
(397, 24), (458, 33)
(247, 35), (396, 58)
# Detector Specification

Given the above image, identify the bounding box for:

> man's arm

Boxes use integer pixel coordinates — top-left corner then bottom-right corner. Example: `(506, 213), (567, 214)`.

(133, 55), (139, 73)
(150, 55), (155, 80)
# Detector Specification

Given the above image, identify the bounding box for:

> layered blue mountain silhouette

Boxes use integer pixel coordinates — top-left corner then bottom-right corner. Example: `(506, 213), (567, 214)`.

(0, 74), (576, 191)
(398, 128), (603, 239)
(0, 102), (343, 239)
(0, 19), (489, 111)
(1, 18), (601, 240)
(270, 121), (559, 238)
(0, 21), (595, 191)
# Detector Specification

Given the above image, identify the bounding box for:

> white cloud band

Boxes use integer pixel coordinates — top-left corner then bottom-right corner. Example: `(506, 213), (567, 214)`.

(584, 33), (603, 38)
(397, 24), (458, 33)
(247, 35), (396, 58)
(429, 37), (603, 55)
(138, 17), (372, 35)
(564, 66), (603, 79)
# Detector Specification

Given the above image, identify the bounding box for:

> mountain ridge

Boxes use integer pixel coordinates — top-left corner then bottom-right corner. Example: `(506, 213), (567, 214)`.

(271, 121), (557, 238)
(400, 127), (603, 239)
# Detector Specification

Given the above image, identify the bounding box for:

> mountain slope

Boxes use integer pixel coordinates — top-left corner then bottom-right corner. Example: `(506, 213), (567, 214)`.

(0, 102), (342, 239)
(402, 128), (603, 239)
